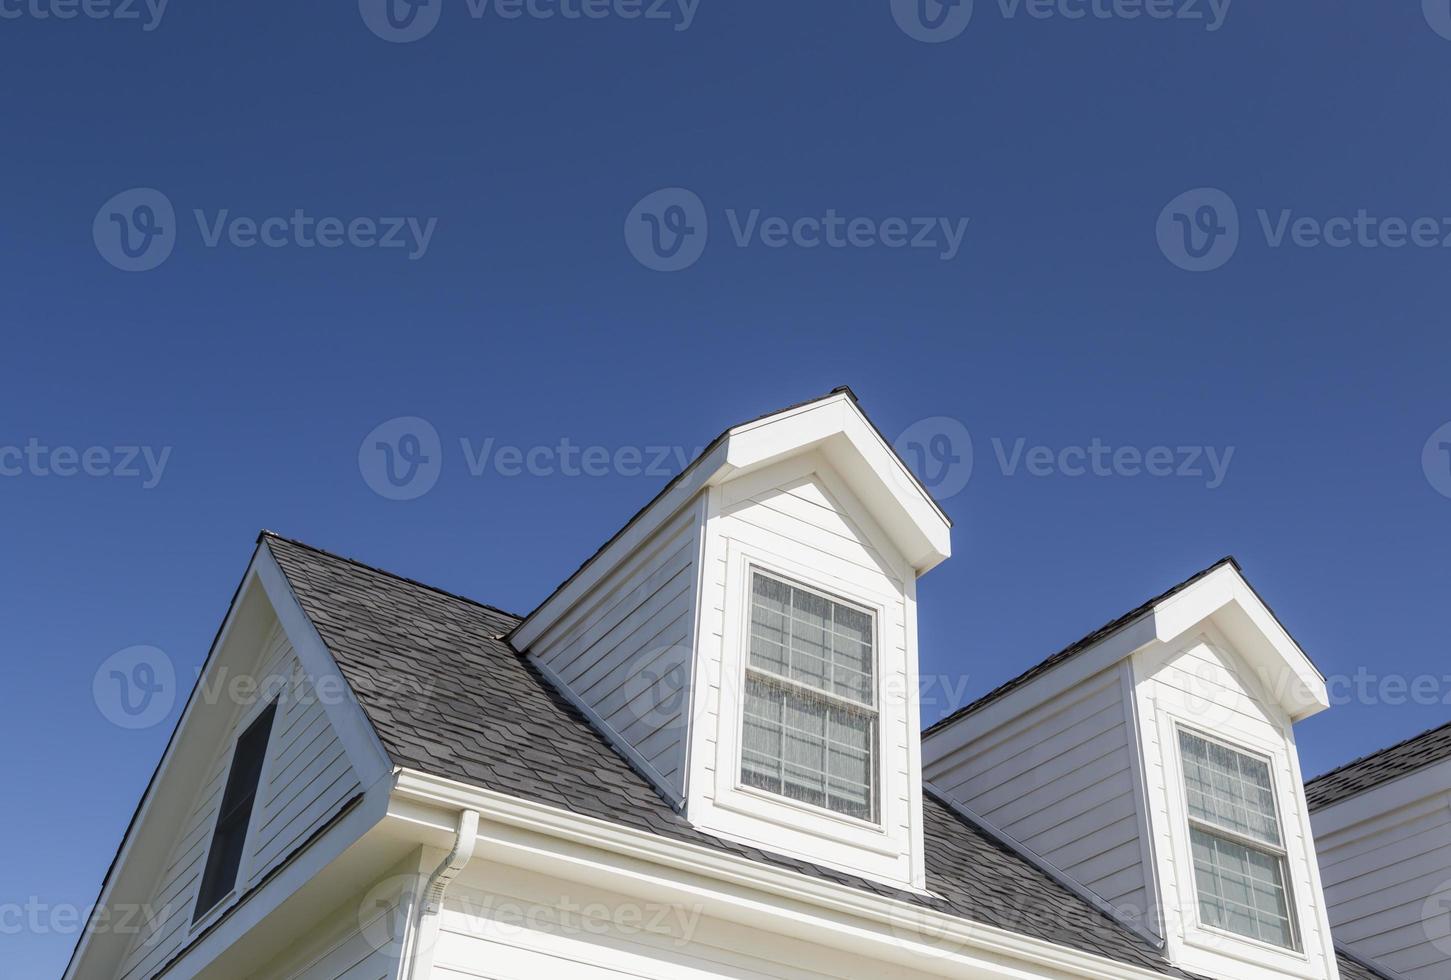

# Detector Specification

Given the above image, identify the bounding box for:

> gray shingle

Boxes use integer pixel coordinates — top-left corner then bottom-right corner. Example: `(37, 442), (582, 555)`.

(264, 533), (1382, 980)
(1306, 720), (1451, 812)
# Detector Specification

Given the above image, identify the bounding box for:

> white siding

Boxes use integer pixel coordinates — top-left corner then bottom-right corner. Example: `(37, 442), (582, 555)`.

(1315, 789), (1451, 980)
(685, 459), (924, 890)
(425, 864), (939, 980)
(923, 665), (1151, 919)
(113, 624), (363, 980)
(1135, 635), (1340, 980)
(242, 876), (409, 980)
(525, 504), (702, 800)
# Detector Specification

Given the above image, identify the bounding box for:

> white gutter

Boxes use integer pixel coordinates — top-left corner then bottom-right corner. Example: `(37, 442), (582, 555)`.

(403, 807), (479, 980)
(392, 770), (1179, 980)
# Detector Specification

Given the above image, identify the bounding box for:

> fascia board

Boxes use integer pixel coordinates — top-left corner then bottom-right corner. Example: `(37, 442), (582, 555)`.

(64, 549), (269, 980)
(723, 397), (951, 573)
(1152, 566), (1328, 720)
(390, 770), (1175, 980)
(254, 544), (394, 784)
(510, 439), (730, 651)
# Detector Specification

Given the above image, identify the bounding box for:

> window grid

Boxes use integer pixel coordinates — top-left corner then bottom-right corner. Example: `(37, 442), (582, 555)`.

(741, 571), (878, 822)
(1177, 729), (1298, 951)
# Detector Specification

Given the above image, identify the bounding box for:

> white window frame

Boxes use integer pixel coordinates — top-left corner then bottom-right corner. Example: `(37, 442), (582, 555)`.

(736, 566), (882, 826)
(1174, 723), (1302, 954)
(189, 694), (281, 937)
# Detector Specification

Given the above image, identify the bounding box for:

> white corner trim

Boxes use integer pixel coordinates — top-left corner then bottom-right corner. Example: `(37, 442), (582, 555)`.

(390, 769), (1178, 980)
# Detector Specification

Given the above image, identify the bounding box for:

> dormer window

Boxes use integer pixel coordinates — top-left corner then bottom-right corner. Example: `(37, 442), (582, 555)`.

(740, 571), (878, 822)
(1178, 728), (1298, 950)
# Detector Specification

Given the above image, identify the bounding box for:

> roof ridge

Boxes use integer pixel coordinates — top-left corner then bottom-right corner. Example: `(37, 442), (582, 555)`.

(258, 530), (524, 621)
(922, 555), (1239, 737)
(1305, 717), (1451, 789)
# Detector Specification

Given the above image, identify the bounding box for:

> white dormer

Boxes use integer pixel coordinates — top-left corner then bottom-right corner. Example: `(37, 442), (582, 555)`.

(923, 559), (1340, 980)
(510, 389), (951, 891)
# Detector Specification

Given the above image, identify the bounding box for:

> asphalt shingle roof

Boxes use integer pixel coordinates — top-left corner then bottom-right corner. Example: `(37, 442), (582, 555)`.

(1306, 719), (1451, 812)
(263, 533), (1390, 980)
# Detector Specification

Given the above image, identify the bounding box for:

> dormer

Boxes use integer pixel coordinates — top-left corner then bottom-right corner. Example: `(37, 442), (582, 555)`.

(923, 558), (1339, 980)
(509, 389), (951, 891)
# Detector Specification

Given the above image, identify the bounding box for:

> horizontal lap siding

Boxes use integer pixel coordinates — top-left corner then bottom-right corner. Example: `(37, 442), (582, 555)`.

(528, 506), (701, 798)
(113, 625), (362, 980)
(1316, 795), (1451, 980)
(426, 870), (915, 980)
(925, 667), (1151, 913)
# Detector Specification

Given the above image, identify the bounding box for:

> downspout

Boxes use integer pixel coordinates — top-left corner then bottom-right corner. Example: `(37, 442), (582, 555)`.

(403, 808), (480, 980)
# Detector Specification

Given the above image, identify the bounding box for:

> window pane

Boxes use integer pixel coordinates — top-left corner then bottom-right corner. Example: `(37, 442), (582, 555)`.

(194, 702), (278, 921)
(1191, 827), (1295, 949)
(749, 573), (874, 707)
(741, 674), (876, 821)
(1180, 731), (1282, 847)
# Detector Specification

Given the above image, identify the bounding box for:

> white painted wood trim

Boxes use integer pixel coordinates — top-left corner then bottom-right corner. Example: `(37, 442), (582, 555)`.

(254, 545), (393, 787)
(391, 769), (1181, 980)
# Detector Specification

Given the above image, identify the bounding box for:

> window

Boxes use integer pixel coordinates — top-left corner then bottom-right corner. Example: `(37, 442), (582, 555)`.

(740, 571), (877, 822)
(194, 701), (277, 921)
(1178, 729), (1297, 950)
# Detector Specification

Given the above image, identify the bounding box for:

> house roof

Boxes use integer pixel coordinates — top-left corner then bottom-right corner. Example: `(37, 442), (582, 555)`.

(261, 532), (1399, 980)
(1305, 718), (1451, 812)
(1333, 945), (1401, 980)
(923, 557), (1240, 737)
(262, 532), (1189, 978)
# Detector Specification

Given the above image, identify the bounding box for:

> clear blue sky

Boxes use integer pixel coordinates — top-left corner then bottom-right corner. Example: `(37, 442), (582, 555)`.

(4, 2), (1450, 975)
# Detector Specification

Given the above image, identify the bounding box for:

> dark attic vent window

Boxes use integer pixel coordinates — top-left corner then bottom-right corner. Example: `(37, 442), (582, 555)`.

(193, 700), (278, 922)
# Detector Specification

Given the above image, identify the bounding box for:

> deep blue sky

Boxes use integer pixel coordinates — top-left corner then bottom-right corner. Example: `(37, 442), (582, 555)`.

(5, 1), (1451, 975)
